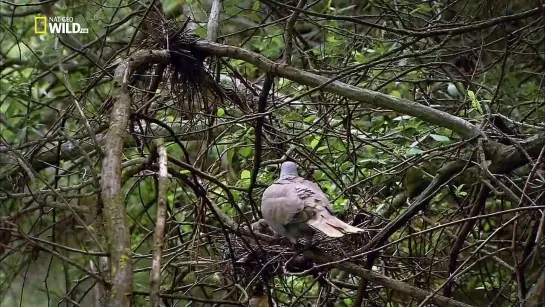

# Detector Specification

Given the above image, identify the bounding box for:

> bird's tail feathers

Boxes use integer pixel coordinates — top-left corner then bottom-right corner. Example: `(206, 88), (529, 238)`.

(325, 216), (365, 234)
(308, 215), (364, 238)
(307, 218), (345, 237)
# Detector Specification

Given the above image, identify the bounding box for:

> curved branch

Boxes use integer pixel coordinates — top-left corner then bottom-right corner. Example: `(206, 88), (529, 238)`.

(193, 41), (482, 139)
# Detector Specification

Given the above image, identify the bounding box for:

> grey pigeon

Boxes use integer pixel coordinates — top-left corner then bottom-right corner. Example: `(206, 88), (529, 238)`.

(261, 161), (364, 243)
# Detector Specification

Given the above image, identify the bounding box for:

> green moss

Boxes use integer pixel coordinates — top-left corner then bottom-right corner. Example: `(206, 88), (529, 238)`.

(120, 254), (130, 267)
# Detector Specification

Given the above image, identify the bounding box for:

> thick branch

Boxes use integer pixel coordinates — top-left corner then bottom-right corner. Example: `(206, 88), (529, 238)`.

(525, 267), (545, 306)
(100, 50), (170, 307)
(194, 41), (482, 139)
(101, 82), (134, 307)
(206, 0), (222, 42)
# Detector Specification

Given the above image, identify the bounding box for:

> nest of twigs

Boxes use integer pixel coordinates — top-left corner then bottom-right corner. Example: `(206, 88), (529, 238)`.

(214, 226), (371, 286)
(116, 20), (249, 153)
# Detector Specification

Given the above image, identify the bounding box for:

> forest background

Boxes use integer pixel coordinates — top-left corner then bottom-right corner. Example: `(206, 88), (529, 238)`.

(0, 0), (544, 306)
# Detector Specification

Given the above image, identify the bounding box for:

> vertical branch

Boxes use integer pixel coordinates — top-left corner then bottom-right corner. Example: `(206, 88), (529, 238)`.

(529, 145), (545, 242)
(207, 0), (222, 42)
(99, 50), (171, 306)
(248, 74), (274, 218)
(444, 185), (489, 297)
(101, 64), (134, 307)
(192, 0), (223, 237)
(150, 139), (168, 307)
(283, 0), (306, 64)
(525, 267), (545, 306)
(91, 258), (109, 307)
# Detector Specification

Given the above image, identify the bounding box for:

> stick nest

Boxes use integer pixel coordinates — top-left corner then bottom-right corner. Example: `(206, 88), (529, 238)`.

(213, 226), (371, 285)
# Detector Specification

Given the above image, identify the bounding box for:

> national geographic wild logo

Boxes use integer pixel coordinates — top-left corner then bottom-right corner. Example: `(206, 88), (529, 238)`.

(34, 16), (89, 34)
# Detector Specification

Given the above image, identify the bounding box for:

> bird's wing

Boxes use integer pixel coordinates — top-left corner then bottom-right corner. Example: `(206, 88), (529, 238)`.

(261, 177), (306, 228)
(279, 178), (343, 237)
(294, 178), (364, 236)
(297, 178), (333, 210)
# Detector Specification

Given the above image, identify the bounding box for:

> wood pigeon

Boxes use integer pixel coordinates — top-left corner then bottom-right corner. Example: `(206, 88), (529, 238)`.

(261, 161), (364, 243)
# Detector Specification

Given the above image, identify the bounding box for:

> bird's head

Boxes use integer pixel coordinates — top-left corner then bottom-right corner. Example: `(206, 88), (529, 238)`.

(280, 161), (299, 178)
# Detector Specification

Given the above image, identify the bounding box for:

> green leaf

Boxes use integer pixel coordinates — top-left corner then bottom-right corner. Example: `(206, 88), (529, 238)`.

(238, 146), (252, 157)
(217, 108), (225, 116)
(390, 90), (401, 98)
(406, 147), (423, 156)
(482, 221), (491, 232)
(252, 1), (260, 10)
(304, 115), (315, 123)
(354, 51), (365, 63)
(310, 136), (320, 148)
(332, 197), (347, 212)
(468, 90), (483, 114)
(167, 192), (175, 203)
(430, 134), (450, 142)
(316, 146), (328, 152)
(283, 112), (300, 122)
(467, 90), (476, 101)
(455, 184), (468, 197)
(231, 190), (240, 201)
(240, 170), (251, 180)
(326, 35), (340, 43)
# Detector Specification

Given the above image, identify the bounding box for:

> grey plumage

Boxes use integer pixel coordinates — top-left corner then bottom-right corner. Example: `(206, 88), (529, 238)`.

(261, 161), (364, 243)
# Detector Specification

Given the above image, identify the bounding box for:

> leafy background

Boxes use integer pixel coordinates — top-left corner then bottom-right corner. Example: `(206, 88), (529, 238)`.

(0, 0), (544, 306)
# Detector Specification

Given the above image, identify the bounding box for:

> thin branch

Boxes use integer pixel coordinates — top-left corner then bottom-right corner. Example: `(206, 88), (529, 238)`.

(308, 250), (474, 307)
(150, 139), (168, 307)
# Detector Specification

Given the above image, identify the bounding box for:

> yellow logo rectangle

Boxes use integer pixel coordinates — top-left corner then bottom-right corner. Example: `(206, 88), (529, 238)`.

(34, 16), (47, 34)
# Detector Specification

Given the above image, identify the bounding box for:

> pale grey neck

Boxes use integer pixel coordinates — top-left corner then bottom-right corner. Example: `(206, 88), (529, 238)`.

(280, 173), (297, 179)
(280, 162), (299, 179)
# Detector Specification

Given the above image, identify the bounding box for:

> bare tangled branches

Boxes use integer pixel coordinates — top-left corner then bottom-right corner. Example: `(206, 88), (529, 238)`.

(1, 0), (544, 306)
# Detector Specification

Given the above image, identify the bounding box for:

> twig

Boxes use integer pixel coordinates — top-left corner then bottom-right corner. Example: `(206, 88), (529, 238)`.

(150, 139), (168, 307)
